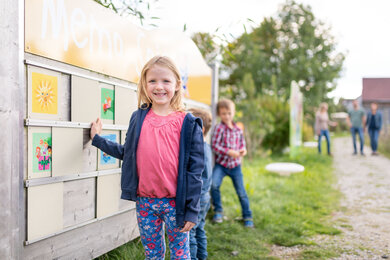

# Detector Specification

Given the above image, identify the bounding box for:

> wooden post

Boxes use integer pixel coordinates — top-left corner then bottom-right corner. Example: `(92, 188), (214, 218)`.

(0, 0), (24, 259)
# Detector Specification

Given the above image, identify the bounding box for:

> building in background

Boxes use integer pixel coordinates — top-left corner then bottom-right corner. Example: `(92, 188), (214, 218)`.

(362, 78), (390, 132)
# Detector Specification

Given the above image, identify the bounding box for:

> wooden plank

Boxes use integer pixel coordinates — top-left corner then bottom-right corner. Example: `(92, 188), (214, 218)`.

(119, 198), (136, 211)
(59, 73), (71, 122)
(71, 75), (100, 123)
(97, 174), (120, 218)
(82, 128), (97, 172)
(52, 128), (83, 176)
(27, 183), (63, 241)
(63, 178), (96, 228)
(22, 210), (139, 260)
(115, 86), (137, 125)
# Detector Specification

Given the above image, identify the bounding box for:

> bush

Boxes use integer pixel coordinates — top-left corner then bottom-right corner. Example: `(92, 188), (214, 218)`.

(333, 118), (349, 133)
(378, 129), (390, 158)
(260, 96), (289, 154)
(225, 73), (290, 156)
(303, 121), (314, 141)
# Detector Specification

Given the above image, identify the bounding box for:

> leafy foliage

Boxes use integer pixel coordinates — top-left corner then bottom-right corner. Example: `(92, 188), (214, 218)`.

(192, 1), (345, 154)
(221, 0), (345, 114)
(258, 96), (289, 154)
(191, 30), (235, 64)
(191, 32), (220, 64)
(93, 0), (159, 26)
(235, 73), (289, 155)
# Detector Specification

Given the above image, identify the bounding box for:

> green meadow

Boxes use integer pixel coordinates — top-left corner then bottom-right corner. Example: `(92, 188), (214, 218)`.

(97, 147), (341, 260)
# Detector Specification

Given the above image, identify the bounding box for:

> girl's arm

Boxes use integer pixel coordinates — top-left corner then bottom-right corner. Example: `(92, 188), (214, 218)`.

(92, 135), (125, 160)
(184, 122), (204, 225)
(90, 118), (125, 160)
(327, 115), (337, 127)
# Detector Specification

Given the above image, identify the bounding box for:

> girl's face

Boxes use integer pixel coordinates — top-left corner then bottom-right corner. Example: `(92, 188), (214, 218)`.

(145, 64), (179, 109)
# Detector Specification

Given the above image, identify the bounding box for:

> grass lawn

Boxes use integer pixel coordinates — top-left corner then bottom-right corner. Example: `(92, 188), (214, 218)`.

(378, 132), (390, 159)
(97, 147), (341, 260)
(363, 131), (390, 158)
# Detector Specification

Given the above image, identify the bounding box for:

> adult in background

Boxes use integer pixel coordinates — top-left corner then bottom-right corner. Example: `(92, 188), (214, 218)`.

(366, 102), (382, 155)
(315, 102), (337, 156)
(346, 100), (366, 155)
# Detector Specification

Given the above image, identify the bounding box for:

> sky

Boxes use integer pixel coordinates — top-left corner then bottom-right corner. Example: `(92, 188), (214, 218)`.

(144, 0), (390, 100)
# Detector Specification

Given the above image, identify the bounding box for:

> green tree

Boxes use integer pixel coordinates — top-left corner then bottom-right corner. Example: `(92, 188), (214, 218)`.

(277, 0), (344, 116)
(212, 0), (345, 154)
(221, 0), (345, 115)
(236, 73), (264, 157)
(221, 17), (280, 99)
(191, 31), (235, 64)
(236, 73), (289, 155)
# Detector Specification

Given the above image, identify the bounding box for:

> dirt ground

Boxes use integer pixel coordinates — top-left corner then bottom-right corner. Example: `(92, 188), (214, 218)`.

(270, 137), (390, 259)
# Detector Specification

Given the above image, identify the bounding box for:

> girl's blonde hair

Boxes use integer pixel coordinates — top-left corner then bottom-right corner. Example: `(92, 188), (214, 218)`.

(137, 56), (185, 111)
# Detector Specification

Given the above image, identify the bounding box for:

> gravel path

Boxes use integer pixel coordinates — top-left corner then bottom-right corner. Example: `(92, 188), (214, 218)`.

(270, 137), (390, 259)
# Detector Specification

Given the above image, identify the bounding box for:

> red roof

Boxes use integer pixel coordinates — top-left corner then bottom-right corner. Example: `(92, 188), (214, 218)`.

(362, 78), (390, 102)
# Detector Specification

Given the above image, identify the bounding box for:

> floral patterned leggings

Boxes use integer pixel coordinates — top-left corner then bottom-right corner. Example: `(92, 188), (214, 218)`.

(136, 197), (190, 260)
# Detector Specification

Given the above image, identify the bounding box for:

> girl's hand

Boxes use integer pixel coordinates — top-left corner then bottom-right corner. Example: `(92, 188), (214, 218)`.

(179, 221), (195, 233)
(90, 118), (102, 140)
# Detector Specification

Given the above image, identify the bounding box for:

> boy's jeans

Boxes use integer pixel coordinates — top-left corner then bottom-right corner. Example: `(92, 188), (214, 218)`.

(189, 193), (210, 260)
(350, 127), (364, 154)
(368, 128), (380, 152)
(318, 129), (331, 155)
(211, 164), (252, 219)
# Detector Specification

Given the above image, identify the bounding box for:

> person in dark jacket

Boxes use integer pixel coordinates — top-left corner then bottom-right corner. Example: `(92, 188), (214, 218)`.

(366, 102), (383, 155)
(188, 108), (213, 260)
(90, 56), (204, 259)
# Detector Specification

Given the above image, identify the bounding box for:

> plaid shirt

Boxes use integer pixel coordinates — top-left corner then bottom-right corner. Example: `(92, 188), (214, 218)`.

(211, 122), (246, 169)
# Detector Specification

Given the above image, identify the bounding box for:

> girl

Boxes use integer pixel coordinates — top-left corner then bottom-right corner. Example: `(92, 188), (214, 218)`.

(90, 56), (204, 259)
(315, 102), (337, 155)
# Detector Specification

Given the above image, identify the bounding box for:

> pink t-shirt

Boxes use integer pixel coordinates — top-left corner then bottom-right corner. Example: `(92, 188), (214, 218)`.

(136, 109), (186, 198)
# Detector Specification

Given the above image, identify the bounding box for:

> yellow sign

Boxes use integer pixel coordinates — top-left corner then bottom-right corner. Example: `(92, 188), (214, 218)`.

(32, 72), (58, 114)
(25, 0), (212, 105)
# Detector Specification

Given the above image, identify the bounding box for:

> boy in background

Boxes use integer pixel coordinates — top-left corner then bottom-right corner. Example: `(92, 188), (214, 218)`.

(211, 99), (253, 228)
(188, 108), (213, 260)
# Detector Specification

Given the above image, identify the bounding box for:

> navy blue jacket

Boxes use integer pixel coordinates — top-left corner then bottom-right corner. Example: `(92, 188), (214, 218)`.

(366, 111), (382, 130)
(92, 106), (204, 227)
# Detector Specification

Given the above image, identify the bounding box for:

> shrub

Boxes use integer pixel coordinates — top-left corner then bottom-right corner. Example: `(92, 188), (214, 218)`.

(378, 129), (390, 158)
(303, 121), (314, 141)
(260, 96), (290, 154)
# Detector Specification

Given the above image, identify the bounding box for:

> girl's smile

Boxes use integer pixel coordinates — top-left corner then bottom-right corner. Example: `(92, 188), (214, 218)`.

(146, 64), (179, 113)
